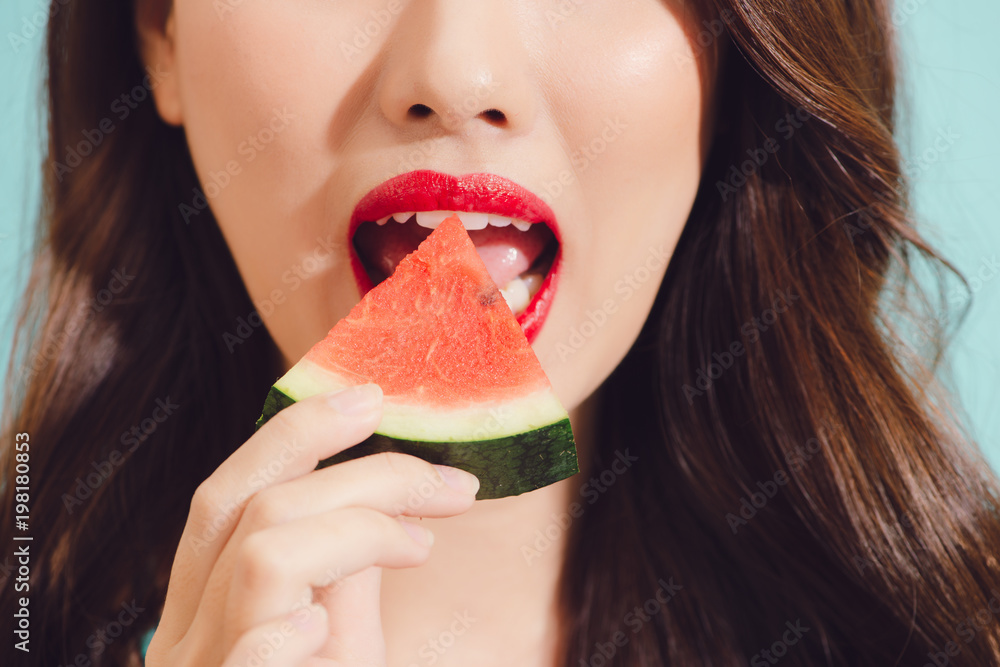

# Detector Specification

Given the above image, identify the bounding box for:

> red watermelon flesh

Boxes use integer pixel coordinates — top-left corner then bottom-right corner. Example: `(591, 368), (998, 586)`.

(256, 216), (578, 499)
(305, 217), (547, 406)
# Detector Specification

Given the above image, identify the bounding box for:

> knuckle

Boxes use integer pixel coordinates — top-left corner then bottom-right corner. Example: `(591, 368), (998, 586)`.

(242, 489), (292, 530)
(190, 479), (224, 521)
(261, 407), (305, 449)
(340, 506), (396, 543)
(371, 507), (409, 543)
(374, 451), (406, 480)
(236, 532), (290, 592)
(373, 451), (427, 485)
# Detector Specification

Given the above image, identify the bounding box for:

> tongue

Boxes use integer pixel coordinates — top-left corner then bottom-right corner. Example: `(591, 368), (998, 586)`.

(467, 225), (549, 286)
(355, 219), (549, 287)
(354, 220), (431, 283)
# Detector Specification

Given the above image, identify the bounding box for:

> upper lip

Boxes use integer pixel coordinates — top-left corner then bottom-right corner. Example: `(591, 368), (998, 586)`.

(348, 170), (560, 240)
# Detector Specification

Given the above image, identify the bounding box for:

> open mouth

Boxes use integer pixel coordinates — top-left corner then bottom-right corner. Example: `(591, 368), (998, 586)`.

(348, 171), (561, 343)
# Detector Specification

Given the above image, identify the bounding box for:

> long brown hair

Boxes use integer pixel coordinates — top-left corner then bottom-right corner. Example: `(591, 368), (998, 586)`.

(4, 0), (1000, 665)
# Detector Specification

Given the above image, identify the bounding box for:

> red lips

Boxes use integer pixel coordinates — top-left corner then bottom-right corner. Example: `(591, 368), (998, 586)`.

(348, 170), (561, 343)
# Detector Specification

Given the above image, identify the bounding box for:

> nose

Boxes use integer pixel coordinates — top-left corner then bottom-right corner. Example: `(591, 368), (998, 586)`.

(377, 1), (537, 135)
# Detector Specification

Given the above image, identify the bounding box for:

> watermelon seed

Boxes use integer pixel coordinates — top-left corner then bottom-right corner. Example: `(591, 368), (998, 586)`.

(479, 286), (500, 307)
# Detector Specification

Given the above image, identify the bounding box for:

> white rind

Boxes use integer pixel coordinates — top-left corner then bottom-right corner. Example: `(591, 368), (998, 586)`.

(275, 358), (568, 442)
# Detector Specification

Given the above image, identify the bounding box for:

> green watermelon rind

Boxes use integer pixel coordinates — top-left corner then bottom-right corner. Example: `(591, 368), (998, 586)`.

(273, 358), (569, 442)
(255, 386), (579, 500)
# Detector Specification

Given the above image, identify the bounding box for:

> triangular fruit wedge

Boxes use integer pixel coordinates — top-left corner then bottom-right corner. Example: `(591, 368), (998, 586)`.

(255, 216), (578, 499)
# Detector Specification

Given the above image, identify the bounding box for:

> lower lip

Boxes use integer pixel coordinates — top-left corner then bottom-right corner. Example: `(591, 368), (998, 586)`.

(349, 227), (560, 345)
(516, 246), (560, 343)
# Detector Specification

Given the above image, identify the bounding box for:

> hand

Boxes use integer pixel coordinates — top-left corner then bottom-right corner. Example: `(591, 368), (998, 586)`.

(145, 384), (480, 666)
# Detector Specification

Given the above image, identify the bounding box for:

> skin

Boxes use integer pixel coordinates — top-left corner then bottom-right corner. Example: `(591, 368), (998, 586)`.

(140, 1), (718, 665)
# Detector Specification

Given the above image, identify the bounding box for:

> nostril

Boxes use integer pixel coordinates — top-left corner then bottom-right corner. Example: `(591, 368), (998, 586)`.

(480, 108), (507, 126)
(408, 104), (433, 119)
(405, 104), (507, 126)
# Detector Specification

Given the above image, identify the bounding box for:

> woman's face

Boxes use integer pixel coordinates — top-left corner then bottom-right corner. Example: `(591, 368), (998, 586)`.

(143, 0), (718, 412)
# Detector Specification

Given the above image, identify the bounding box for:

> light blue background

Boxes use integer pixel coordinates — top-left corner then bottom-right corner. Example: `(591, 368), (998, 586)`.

(1, 1), (998, 468)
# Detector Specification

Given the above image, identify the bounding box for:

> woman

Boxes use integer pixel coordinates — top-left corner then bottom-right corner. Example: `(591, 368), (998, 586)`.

(3, 0), (1000, 664)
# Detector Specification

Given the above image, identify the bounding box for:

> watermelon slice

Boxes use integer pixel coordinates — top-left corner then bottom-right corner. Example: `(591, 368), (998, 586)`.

(255, 216), (578, 499)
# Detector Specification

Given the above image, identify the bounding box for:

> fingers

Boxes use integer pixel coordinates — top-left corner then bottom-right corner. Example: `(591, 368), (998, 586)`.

(159, 385), (382, 644)
(156, 381), (483, 665)
(189, 384), (385, 558)
(198, 455), (477, 641)
(223, 508), (434, 644)
(313, 567), (386, 665)
(235, 454), (481, 537)
(219, 604), (329, 667)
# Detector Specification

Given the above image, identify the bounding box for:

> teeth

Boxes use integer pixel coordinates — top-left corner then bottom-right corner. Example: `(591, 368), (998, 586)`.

(377, 210), (534, 232)
(415, 211), (455, 229)
(521, 272), (544, 296)
(500, 276), (531, 314)
(499, 272), (545, 315)
(457, 212), (489, 230)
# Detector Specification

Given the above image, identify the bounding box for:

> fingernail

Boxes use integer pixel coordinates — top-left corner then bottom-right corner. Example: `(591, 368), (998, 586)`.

(325, 384), (382, 416)
(401, 520), (435, 547)
(433, 465), (480, 495)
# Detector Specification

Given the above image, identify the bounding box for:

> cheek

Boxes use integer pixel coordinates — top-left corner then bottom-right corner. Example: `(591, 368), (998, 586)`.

(173, 5), (324, 252)
(537, 9), (707, 408)
(172, 2), (367, 355)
